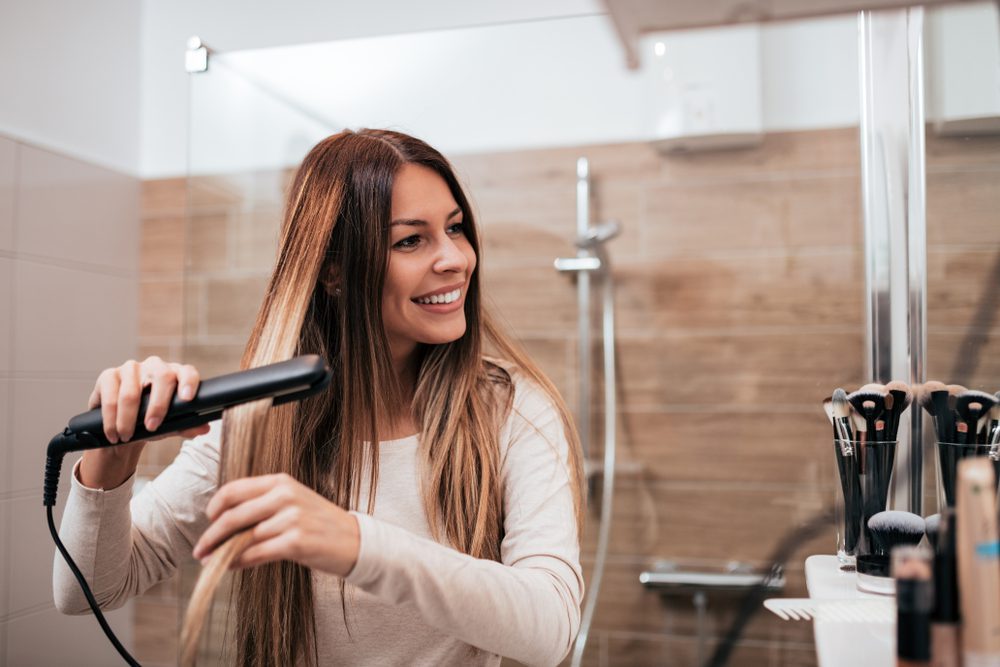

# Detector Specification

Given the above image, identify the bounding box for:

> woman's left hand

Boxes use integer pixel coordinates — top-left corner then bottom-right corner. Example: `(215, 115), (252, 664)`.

(192, 473), (360, 576)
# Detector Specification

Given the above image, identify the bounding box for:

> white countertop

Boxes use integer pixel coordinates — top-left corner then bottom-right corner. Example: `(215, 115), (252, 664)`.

(804, 555), (894, 667)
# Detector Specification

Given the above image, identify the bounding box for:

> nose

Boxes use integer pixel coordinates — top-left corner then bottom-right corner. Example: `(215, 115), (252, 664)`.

(433, 236), (468, 274)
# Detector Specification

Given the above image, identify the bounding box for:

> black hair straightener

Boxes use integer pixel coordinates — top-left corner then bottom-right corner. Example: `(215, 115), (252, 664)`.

(43, 355), (332, 666)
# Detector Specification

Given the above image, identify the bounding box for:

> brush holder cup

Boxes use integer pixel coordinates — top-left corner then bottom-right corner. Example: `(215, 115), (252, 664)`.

(832, 439), (898, 569)
(935, 441), (1000, 510)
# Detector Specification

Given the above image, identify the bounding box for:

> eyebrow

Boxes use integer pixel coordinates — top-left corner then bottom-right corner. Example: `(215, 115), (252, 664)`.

(390, 206), (462, 228)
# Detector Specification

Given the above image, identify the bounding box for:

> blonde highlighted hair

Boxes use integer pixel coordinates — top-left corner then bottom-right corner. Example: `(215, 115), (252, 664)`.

(180, 129), (584, 665)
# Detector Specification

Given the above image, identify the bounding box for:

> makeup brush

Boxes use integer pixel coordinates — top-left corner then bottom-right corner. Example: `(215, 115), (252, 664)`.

(832, 388), (854, 445)
(867, 510), (926, 556)
(884, 380), (912, 441)
(955, 390), (998, 446)
(919, 380), (950, 442)
(946, 384), (967, 439)
(848, 389), (887, 441)
(831, 388), (861, 554)
(856, 511), (927, 588)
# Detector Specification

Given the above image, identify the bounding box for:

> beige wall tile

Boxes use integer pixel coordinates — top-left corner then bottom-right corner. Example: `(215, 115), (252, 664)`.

(16, 144), (139, 271)
(181, 343), (245, 378)
(926, 329), (1000, 389)
(926, 132), (1000, 170)
(6, 604), (134, 666)
(139, 279), (184, 339)
(141, 179), (187, 219)
(231, 207), (281, 271)
(590, 560), (812, 643)
(187, 210), (230, 272)
(0, 136), (15, 252)
(615, 332), (863, 409)
(600, 633), (817, 667)
(613, 251), (863, 333)
(643, 176), (860, 255)
(927, 170), (1000, 245)
(141, 216), (186, 275)
(621, 411), (834, 485)
(581, 481), (829, 564)
(8, 495), (65, 613)
(13, 261), (136, 374)
(0, 498), (9, 620)
(482, 264), (578, 336)
(0, 380), (9, 496)
(0, 257), (11, 374)
(927, 248), (1000, 331)
(9, 378), (97, 495)
(204, 275), (269, 338)
(134, 599), (179, 665)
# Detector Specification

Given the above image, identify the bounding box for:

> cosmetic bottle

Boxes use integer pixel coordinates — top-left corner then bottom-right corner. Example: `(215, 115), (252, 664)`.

(894, 545), (933, 667)
(930, 508), (961, 667)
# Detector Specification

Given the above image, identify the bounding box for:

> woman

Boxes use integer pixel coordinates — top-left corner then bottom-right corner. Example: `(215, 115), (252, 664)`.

(54, 129), (585, 666)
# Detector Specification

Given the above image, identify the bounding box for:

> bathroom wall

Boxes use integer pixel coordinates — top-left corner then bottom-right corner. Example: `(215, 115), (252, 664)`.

(130, 126), (1000, 666)
(0, 133), (140, 665)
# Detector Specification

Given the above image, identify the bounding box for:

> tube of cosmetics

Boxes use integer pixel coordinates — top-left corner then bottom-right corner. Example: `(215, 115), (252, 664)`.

(956, 458), (1000, 667)
(930, 508), (961, 667)
(894, 545), (934, 667)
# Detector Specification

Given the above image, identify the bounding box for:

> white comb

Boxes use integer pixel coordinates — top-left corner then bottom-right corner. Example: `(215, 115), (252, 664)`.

(763, 598), (894, 623)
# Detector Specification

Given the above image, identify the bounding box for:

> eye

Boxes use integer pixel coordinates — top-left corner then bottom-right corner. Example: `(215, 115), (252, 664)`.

(393, 234), (422, 250)
(447, 221), (466, 235)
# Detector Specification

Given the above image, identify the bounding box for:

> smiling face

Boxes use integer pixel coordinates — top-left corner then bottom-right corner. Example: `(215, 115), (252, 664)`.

(382, 163), (477, 365)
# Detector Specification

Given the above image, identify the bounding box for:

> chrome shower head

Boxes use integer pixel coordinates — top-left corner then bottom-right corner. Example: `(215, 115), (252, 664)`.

(576, 220), (622, 249)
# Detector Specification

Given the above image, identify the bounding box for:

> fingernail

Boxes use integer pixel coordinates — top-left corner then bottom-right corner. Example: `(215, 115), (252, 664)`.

(180, 386), (193, 400)
(145, 417), (160, 431)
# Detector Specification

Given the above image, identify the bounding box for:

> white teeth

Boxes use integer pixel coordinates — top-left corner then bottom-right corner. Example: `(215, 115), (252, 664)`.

(416, 289), (460, 305)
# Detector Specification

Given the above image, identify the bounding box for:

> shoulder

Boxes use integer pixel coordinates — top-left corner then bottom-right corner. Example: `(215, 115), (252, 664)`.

(483, 356), (567, 457)
(482, 356), (555, 418)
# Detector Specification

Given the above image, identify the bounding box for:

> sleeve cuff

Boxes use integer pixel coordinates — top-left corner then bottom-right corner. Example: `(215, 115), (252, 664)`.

(344, 511), (384, 587)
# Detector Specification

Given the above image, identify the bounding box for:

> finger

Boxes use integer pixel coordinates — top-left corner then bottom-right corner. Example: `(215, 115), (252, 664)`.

(98, 369), (121, 444)
(171, 363), (201, 401)
(250, 505), (300, 544)
(87, 377), (102, 410)
(141, 358), (177, 432)
(205, 473), (291, 523)
(194, 487), (293, 559)
(229, 532), (300, 570)
(116, 360), (142, 442)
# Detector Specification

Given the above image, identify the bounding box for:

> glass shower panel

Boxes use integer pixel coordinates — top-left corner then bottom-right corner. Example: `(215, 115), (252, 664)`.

(923, 1), (1000, 512)
(182, 53), (333, 663)
(175, 14), (873, 666)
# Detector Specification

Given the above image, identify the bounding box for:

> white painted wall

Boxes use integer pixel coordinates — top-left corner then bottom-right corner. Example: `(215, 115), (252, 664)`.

(176, 13), (861, 177)
(0, 0), (141, 174)
(139, 0), (606, 177)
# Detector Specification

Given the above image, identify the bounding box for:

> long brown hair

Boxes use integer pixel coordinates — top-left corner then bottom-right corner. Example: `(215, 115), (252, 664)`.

(180, 129), (584, 666)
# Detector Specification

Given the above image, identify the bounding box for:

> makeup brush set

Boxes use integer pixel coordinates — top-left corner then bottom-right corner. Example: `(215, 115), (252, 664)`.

(822, 382), (913, 581)
(917, 382), (1000, 508)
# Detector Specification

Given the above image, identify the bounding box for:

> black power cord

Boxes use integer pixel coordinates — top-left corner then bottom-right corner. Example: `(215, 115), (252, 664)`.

(703, 507), (836, 667)
(45, 446), (142, 666)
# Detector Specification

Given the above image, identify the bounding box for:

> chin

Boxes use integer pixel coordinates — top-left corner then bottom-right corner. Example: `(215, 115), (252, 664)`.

(421, 323), (467, 346)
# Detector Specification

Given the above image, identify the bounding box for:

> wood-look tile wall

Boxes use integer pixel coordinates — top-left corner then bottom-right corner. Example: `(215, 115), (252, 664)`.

(133, 128), (1000, 666)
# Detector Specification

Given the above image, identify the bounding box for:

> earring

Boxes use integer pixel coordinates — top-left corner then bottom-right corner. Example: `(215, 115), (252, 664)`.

(334, 287), (342, 296)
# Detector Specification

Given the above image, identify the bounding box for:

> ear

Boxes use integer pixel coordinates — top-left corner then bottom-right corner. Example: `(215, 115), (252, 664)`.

(319, 263), (342, 296)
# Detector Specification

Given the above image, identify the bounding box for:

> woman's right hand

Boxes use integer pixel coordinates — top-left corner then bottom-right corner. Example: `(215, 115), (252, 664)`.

(78, 356), (211, 490)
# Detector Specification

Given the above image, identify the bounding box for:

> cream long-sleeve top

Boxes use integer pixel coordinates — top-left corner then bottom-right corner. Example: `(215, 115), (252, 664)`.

(53, 370), (583, 666)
